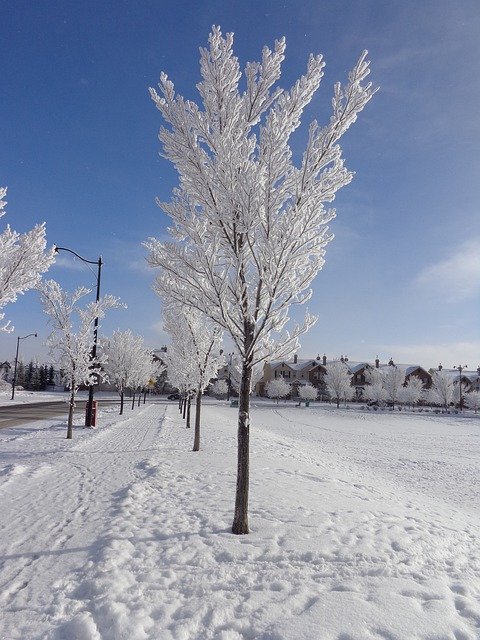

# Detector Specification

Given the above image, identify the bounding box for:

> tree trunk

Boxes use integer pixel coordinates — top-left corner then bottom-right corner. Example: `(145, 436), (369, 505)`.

(137, 391), (141, 407)
(143, 389), (147, 404)
(67, 387), (75, 439)
(132, 391), (136, 410)
(179, 396), (182, 412)
(120, 390), (124, 415)
(336, 397), (340, 408)
(193, 390), (201, 451)
(232, 360), (252, 534)
(183, 396), (187, 419)
(186, 395), (191, 429)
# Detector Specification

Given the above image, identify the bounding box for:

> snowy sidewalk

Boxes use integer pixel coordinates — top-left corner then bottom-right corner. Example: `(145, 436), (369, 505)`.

(0, 403), (167, 639)
(1, 402), (480, 640)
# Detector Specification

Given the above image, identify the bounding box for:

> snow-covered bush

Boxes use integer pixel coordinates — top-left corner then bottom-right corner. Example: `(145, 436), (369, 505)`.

(298, 384), (318, 402)
(464, 391), (480, 414)
(266, 378), (291, 403)
(399, 376), (424, 408)
(211, 380), (228, 397)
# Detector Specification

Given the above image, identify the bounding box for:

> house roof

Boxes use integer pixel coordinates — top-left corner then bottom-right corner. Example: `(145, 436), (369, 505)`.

(269, 359), (322, 372)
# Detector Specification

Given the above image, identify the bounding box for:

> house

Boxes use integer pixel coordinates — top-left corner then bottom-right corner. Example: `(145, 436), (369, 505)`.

(0, 361), (12, 381)
(256, 354), (433, 398)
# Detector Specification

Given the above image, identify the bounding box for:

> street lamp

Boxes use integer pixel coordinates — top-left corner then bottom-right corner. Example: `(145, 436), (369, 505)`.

(54, 246), (102, 426)
(11, 333), (37, 400)
(454, 364), (468, 410)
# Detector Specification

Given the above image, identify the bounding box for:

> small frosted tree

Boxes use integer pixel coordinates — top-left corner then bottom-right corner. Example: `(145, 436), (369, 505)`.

(399, 375), (424, 408)
(146, 27), (375, 533)
(0, 188), (55, 331)
(39, 280), (122, 438)
(430, 370), (455, 410)
(464, 391), (480, 414)
(101, 330), (161, 414)
(266, 377), (291, 403)
(382, 365), (406, 409)
(298, 383), (318, 402)
(324, 361), (354, 408)
(211, 379), (228, 398)
(128, 350), (163, 409)
(163, 303), (223, 450)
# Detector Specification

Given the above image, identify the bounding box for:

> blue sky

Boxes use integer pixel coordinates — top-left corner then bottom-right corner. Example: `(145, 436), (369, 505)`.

(1, 0), (479, 369)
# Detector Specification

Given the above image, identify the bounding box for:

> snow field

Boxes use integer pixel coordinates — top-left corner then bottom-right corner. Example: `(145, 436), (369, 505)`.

(1, 402), (479, 639)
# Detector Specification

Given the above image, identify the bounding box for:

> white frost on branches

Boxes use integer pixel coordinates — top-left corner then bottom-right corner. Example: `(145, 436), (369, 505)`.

(382, 366), (406, 409)
(399, 376), (424, 407)
(429, 370), (455, 410)
(39, 279), (123, 436)
(0, 187), (55, 331)
(324, 361), (354, 407)
(298, 383), (318, 401)
(464, 391), (480, 413)
(145, 26), (375, 533)
(265, 377), (291, 403)
(101, 330), (162, 413)
(145, 27), (376, 369)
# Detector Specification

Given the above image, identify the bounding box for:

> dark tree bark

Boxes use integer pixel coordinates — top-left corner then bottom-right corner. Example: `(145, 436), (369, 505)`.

(67, 385), (75, 439)
(232, 359), (253, 534)
(183, 395), (187, 419)
(193, 390), (201, 451)
(137, 391), (141, 407)
(186, 395), (191, 429)
(120, 390), (124, 415)
(131, 391), (136, 410)
(143, 389), (147, 404)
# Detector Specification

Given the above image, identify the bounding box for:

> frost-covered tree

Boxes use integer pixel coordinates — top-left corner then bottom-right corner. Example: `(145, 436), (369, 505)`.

(0, 188), (55, 331)
(229, 354), (263, 397)
(399, 375), (423, 408)
(382, 365), (406, 409)
(128, 349), (163, 410)
(298, 383), (318, 402)
(429, 370), (455, 410)
(101, 330), (160, 415)
(146, 27), (375, 533)
(163, 303), (222, 450)
(39, 280), (122, 438)
(211, 379), (228, 397)
(324, 361), (354, 408)
(464, 391), (480, 414)
(265, 377), (291, 403)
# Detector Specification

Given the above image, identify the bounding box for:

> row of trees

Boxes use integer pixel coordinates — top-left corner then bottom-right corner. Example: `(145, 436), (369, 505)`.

(265, 363), (480, 412)
(7, 361), (57, 391)
(39, 281), (163, 438)
(146, 27), (376, 533)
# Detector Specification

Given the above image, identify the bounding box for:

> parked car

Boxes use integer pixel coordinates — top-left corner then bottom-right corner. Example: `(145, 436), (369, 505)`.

(167, 393), (180, 400)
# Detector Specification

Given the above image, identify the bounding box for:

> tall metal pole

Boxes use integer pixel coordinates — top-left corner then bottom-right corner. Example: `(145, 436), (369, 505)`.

(54, 246), (102, 427)
(86, 257), (102, 427)
(454, 364), (468, 410)
(11, 333), (37, 400)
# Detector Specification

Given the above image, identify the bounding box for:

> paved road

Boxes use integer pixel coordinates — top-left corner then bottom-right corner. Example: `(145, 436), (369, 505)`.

(0, 400), (119, 429)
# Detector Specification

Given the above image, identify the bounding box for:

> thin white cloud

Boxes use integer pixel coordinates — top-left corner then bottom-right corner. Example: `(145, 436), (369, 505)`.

(414, 239), (480, 302)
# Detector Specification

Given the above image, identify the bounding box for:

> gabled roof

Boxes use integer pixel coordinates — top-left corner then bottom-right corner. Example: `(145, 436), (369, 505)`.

(269, 359), (321, 372)
(378, 363), (429, 377)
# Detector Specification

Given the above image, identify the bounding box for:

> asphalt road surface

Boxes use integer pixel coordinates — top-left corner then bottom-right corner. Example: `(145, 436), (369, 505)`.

(0, 400), (119, 429)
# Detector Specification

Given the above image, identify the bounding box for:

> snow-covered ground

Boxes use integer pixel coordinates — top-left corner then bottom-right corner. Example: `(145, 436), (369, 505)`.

(0, 401), (479, 639)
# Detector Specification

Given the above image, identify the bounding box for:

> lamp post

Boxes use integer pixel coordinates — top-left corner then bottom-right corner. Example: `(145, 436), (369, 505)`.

(54, 246), (102, 426)
(11, 333), (37, 400)
(454, 364), (468, 410)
